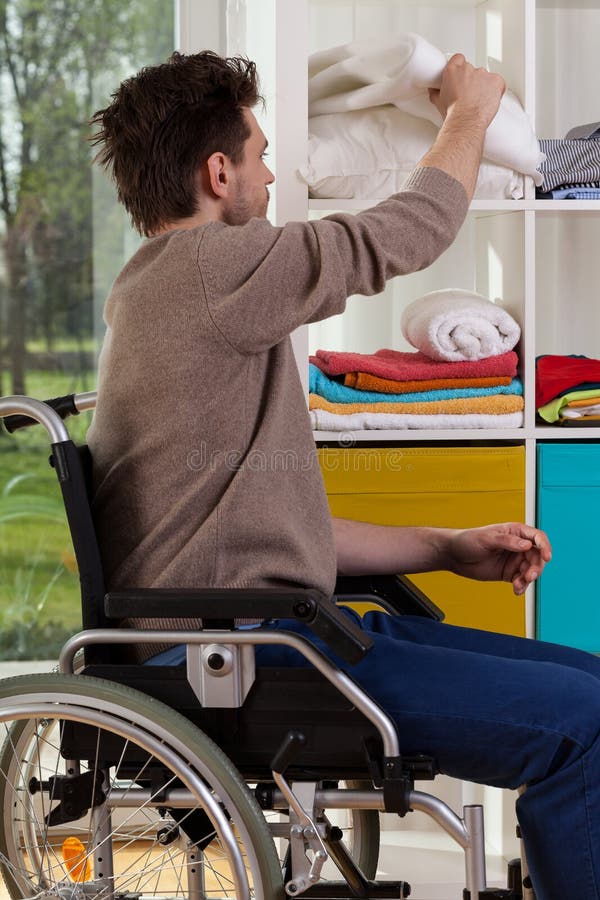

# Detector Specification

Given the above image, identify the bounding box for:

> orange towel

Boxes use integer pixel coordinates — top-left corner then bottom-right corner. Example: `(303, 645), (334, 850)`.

(344, 372), (512, 394)
(309, 393), (524, 416)
(566, 395), (600, 408)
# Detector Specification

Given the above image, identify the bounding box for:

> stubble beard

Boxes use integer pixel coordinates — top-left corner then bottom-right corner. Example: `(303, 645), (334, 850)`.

(222, 183), (269, 226)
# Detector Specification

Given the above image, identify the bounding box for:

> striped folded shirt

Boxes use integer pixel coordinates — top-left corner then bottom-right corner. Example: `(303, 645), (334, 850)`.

(539, 137), (600, 191)
(537, 185), (600, 200)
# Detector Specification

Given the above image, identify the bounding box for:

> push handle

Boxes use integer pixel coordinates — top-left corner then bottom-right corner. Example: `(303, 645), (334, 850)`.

(3, 394), (79, 433)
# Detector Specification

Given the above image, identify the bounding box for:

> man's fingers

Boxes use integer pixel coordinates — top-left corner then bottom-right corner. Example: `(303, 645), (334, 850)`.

(515, 525), (552, 561)
(495, 524), (552, 561)
(512, 552), (546, 594)
(488, 530), (536, 555)
(447, 52), (466, 67)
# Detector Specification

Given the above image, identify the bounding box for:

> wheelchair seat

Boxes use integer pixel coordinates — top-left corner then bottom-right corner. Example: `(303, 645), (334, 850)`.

(0, 392), (525, 900)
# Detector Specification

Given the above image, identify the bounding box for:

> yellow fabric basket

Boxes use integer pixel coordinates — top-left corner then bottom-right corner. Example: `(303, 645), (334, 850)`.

(319, 445), (526, 636)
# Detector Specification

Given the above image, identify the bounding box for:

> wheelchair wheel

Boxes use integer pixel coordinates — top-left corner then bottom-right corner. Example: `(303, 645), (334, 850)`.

(338, 780), (380, 879)
(0, 673), (284, 900)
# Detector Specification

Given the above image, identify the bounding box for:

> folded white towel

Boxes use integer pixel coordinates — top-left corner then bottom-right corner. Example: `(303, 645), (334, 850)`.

(310, 409), (524, 430)
(400, 289), (521, 362)
(308, 35), (543, 183)
(560, 404), (600, 418)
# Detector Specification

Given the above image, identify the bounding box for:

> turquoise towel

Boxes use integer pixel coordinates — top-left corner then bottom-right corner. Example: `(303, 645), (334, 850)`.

(309, 363), (524, 404)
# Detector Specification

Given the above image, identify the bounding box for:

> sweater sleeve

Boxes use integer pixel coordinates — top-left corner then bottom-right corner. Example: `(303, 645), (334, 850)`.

(200, 166), (468, 354)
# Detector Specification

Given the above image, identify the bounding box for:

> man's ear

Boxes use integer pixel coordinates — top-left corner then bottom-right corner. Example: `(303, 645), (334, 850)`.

(206, 152), (231, 198)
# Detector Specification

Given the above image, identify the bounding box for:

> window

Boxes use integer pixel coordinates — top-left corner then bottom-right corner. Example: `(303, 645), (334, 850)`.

(0, 0), (175, 661)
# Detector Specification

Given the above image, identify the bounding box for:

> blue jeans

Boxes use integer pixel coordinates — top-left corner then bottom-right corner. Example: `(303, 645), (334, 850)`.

(254, 610), (600, 900)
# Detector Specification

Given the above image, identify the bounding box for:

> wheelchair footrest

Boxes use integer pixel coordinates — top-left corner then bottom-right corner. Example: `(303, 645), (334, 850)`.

(463, 890), (523, 899)
(302, 881), (410, 898)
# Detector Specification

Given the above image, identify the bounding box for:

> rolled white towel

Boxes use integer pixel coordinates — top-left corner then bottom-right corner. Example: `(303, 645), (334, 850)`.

(400, 289), (521, 362)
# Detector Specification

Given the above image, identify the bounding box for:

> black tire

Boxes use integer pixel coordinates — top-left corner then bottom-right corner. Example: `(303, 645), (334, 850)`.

(343, 779), (380, 879)
(0, 673), (284, 900)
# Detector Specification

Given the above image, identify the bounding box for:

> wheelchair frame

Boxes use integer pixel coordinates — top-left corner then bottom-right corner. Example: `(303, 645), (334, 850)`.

(0, 392), (525, 900)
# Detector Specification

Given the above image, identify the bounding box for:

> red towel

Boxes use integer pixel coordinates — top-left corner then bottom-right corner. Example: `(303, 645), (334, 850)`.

(536, 355), (600, 408)
(311, 348), (519, 381)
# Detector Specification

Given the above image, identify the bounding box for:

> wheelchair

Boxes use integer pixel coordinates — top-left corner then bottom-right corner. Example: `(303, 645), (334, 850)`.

(0, 392), (531, 900)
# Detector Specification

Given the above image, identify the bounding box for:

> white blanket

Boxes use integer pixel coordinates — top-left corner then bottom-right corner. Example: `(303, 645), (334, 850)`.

(300, 107), (524, 200)
(400, 289), (521, 362)
(308, 35), (543, 183)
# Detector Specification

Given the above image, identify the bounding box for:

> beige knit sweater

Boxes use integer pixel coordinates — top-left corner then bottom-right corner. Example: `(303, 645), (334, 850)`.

(87, 167), (468, 640)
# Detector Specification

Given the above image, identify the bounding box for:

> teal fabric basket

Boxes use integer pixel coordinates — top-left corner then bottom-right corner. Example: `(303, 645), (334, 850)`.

(537, 442), (600, 650)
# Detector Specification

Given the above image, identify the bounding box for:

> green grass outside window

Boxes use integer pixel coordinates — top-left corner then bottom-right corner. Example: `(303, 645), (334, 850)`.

(0, 370), (95, 660)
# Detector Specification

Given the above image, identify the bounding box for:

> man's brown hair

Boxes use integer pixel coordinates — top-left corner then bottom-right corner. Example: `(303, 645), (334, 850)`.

(89, 51), (262, 236)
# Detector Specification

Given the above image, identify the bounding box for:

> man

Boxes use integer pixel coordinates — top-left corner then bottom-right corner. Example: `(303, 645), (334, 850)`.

(88, 50), (600, 899)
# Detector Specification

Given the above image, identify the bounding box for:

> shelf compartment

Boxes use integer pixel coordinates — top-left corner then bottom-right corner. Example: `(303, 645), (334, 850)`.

(536, 441), (600, 650)
(309, 209), (525, 357)
(309, 0), (527, 101)
(320, 443), (526, 634)
(305, 0), (531, 204)
(535, 211), (600, 360)
(536, 0), (600, 139)
(308, 208), (526, 439)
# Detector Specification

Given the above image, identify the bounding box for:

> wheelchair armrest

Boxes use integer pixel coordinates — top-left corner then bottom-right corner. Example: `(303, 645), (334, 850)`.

(104, 587), (373, 665)
(334, 573), (445, 622)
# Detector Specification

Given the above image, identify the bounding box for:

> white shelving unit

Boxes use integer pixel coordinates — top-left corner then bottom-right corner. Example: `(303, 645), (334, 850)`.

(168, 0), (600, 876)
(177, 0), (600, 864)
(226, 0), (600, 640)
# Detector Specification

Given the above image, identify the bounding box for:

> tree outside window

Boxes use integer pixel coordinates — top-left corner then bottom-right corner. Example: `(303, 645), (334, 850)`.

(0, 0), (174, 660)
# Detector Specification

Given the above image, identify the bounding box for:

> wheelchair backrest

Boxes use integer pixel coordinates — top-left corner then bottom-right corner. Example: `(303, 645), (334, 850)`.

(50, 439), (113, 663)
(0, 393), (112, 663)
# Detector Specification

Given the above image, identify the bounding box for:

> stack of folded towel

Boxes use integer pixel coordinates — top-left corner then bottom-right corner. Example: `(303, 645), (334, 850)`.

(309, 289), (524, 431)
(536, 354), (600, 426)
